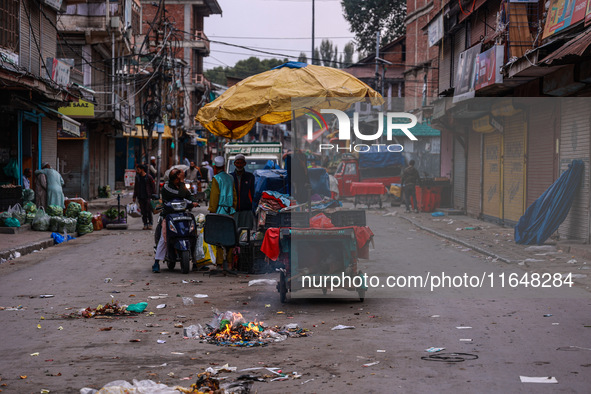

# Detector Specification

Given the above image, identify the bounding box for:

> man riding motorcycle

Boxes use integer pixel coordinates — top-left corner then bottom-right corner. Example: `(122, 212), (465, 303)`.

(153, 168), (199, 273)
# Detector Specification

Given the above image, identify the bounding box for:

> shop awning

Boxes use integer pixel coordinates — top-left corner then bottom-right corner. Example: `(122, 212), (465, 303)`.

(541, 27), (591, 65)
(38, 104), (81, 137)
(123, 125), (173, 139)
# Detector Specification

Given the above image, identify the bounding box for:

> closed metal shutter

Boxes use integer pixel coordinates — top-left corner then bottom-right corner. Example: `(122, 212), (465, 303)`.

(29, 4), (41, 76)
(58, 140), (83, 198)
(466, 132), (481, 216)
(453, 135), (466, 210)
(502, 112), (527, 223)
(19, 2), (30, 71)
(41, 5), (56, 62)
(439, 36), (452, 93)
(41, 118), (57, 168)
(526, 100), (558, 207)
(558, 98), (590, 242)
(483, 132), (501, 219)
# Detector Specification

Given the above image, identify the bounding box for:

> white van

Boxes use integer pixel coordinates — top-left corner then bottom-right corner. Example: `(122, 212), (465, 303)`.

(224, 142), (283, 173)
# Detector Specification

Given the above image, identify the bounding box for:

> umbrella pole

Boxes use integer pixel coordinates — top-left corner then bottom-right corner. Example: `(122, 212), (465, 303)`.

(291, 110), (298, 151)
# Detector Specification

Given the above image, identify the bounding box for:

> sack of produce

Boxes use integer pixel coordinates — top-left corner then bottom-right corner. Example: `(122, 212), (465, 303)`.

(24, 202), (37, 213)
(77, 211), (93, 225)
(65, 202), (81, 218)
(8, 203), (26, 225)
(47, 205), (64, 217)
(32, 207), (50, 231)
(77, 222), (94, 235)
(49, 216), (60, 232)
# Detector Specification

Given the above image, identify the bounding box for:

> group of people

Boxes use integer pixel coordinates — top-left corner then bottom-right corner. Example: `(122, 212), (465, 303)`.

(19, 163), (65, 209)
(136, 154), (254, 273)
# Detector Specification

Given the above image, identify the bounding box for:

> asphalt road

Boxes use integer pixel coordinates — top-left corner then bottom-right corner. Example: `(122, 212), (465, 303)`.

(1, 207), (591, 393)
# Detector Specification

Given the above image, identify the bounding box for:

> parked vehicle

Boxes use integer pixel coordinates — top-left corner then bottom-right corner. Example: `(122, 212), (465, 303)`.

(161, 198), (198, 274)
(334, 148), (405, 197)
(224, 142), (283, 172)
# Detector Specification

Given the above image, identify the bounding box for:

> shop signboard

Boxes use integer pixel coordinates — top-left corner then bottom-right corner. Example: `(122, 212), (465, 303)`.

(475, 45), (504, 91)
(542, 0), (588, 39)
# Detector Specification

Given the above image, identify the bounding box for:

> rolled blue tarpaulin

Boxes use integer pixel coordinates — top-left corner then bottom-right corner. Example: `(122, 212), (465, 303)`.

(514, 160), (584, 245)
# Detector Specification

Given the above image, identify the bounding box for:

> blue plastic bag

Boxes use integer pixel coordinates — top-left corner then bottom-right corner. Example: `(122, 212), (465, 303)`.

(51, 232), (75, 245)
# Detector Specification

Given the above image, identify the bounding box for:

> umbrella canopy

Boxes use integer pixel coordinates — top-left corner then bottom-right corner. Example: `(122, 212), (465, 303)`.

(196, 62), (381, 139)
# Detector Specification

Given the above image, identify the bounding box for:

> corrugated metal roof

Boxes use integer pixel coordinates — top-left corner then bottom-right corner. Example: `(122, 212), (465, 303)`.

(541, 28), (591, 65)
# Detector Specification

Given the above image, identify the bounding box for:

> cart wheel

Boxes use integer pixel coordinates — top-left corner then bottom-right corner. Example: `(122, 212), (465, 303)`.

(358, 289), (365, 302)
(322, 288), (327, 295)
(278, 271), (288, 303)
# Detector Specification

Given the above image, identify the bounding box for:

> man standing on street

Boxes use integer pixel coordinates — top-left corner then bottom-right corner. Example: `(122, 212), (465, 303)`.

(230, 154), (255, 230)
(35, 163), (65, 208)
(202, 160), (214, 182)
(22, 168), (31, 189)
(133, 164), (155, 230)
(401, 159), (421, 213)
(149, 156), (159, 179)
(208, 156), (237, 271)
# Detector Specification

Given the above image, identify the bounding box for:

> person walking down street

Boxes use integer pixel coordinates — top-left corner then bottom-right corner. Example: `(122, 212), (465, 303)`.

(401, 159), (421, 213)
(230, 154), (255, 230)
(35, 163), (65, 208)
(208, 156), (237, 271)
(133, 164), (155, 230)
(22, 168), (31, 189)
(153, 168), (199, 273)
(149, 156), (159, 180)
(185, 161), (201, 195)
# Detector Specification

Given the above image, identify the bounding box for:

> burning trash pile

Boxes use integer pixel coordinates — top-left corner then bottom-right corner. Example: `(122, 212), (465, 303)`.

(184, 310), (310, 347)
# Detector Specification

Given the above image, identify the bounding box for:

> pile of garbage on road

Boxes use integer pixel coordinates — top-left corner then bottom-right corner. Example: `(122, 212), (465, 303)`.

(184, 310), (311, 347)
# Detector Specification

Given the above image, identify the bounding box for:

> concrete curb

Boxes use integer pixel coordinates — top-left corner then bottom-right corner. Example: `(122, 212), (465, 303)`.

(399, 215), (514, 264)
(0, 238), (54, 261)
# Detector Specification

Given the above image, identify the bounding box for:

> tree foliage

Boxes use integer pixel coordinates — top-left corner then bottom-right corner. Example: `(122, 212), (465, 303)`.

(341, 0), (406, 55)
(319, 39), (338, 68)
(298, 52), (308, 63)
(204, 57), (288, 85)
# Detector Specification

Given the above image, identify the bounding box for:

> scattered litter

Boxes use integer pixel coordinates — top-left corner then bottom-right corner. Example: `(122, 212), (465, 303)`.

(523, 258), (544, 263)
(171, 352), (184, 355)
(543, 314), (553, 317)
(182, 280), (189, 284)
(556, 346), (591, 351)
(285, 323), (300, 330)
(193, 294), (209, 298)
(37, 324), (41, 329)
(331, 325), (355, 330)
(157, 339), (166, 344)
(265, 304), (271, 308)
(182, 297), (194, 306)
(456, 326), (472, 329)
(363, 361), (380, 367)
(421, 353), (478, 362)
(156, 304), (166, 309)
(431, 212), (444, 217)
(30, 352), (39, 356)
(456, 228), (463, 231)
(382, 211), (397, 217)
(552, 323), (559, 325)
(80, 379), (189, 394)
(460, 248), (471, 252)
(302, 379), (315, 385)
(566, 273), (587, 279)
(126, 302), (148, 313)
(58, 326), (63, 330)
(206, 364), (237, 374)
(425, 347), (445, 353)
(377, 350), (386, 353)
(39, 295), (54, 298)
(99, 327), (112, 331)
(64, 302), (140, 318)
(148, 295), (168, 299)
(104, 278), (112, 283)
(248, 279), (277, 286)
(430, 315), (440, 318)
(519, 376), (558, 384)
(459, 339), (473, 342)
(129, 339), (141, 342)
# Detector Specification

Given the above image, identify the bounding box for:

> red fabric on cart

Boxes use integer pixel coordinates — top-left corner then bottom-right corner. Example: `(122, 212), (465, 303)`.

(309, 213), (335, 228)
(350, 182), (386, 196)
(260, 225), (375, 261)
(261, 192), (289, 208)
(261, 227), (281, 261)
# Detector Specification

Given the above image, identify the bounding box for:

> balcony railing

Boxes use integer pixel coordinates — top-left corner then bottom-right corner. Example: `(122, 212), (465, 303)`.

(180, 30), (209, 52)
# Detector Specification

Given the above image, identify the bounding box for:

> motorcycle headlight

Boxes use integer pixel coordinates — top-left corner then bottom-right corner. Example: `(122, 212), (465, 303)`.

(168, 221), (177, 233)
(184, 182), (191, 190)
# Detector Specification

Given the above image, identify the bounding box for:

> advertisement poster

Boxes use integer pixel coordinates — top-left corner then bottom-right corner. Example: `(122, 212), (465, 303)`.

(475, 45), (504, 91)
(542, 0), (588, 39)
(453, 44), (482, 103)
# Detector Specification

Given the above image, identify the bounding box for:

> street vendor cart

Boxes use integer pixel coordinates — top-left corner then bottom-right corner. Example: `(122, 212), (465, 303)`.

(274, 227), (368, 303)
(351, 182), (386, 209)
